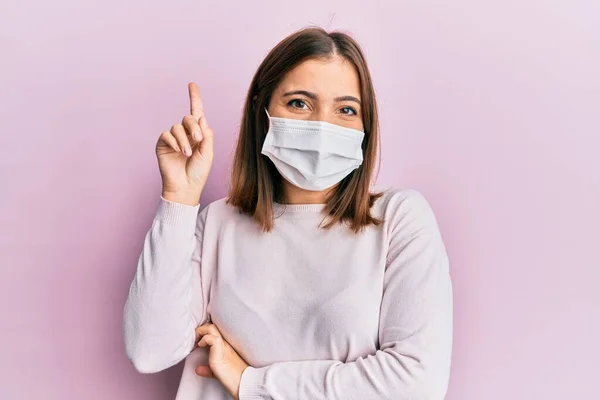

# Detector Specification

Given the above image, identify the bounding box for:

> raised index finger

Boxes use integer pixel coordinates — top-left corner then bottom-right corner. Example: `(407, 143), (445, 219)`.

(188, 82), (204, 121)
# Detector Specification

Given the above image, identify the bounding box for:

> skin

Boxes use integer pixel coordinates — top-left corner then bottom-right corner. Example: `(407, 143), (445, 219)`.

(155, 55), (363, 398)
(267, 56), (364, 204)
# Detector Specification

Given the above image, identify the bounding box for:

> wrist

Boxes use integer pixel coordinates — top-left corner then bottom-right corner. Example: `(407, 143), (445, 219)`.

(228, 365), (247, 400)
(161, 190), (201, 206)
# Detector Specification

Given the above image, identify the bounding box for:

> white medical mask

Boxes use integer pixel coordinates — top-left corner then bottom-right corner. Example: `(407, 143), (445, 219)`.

(261, 108), (365, 191)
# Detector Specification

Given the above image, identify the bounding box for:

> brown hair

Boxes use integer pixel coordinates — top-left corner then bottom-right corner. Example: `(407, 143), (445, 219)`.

(227, 26), (382, 233)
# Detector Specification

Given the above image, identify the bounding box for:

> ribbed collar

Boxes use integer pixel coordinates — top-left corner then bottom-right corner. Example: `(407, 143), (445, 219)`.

(273, 201), (327, 217)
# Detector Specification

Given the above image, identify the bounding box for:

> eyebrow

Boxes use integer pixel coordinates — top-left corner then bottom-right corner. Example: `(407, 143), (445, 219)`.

(282, 90), (362, 106)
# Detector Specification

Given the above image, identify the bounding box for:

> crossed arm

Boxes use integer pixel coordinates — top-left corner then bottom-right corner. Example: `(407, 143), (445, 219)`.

(124, 193), (453, 400)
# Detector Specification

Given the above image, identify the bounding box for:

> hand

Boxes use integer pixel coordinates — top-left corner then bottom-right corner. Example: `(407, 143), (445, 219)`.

(156, 82), (215, 206)
(194, 323), (249, 400)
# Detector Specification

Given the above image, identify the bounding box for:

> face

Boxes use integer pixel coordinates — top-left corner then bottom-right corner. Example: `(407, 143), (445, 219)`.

(267, 56), (364, 132)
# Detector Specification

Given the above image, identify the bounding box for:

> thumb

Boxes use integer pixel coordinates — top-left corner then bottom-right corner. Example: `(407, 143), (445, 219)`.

(195, 365), (215, 378)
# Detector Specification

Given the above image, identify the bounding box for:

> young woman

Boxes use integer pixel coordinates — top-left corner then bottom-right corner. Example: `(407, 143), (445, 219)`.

(123, 27), (453, 400)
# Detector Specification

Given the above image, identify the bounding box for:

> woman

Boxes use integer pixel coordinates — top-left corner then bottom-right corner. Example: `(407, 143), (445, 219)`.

(123, 27), (453, 400)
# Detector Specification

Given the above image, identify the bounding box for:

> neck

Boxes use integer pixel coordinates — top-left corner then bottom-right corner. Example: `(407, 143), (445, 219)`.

(281, 180), (333, 204)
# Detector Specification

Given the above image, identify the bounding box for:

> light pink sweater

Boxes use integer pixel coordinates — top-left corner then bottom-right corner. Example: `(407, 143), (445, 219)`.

(123, 188), (453, 399)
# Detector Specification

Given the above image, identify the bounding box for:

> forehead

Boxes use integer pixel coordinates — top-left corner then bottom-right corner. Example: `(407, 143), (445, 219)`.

(276, 57), (361, 98)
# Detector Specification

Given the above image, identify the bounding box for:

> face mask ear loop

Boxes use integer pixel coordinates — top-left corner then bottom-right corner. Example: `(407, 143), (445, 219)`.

(263, 107), (272, 133)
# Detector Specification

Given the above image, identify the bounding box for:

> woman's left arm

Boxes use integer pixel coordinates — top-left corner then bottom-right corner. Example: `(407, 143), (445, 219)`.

(238, 191), (454, 400)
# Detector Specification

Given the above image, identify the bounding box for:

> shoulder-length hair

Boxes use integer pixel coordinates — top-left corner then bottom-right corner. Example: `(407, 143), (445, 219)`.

(227, 26), (382, 233)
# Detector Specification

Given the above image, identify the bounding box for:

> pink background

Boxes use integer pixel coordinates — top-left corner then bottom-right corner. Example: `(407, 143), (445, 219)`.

(1, 0), (598, 399)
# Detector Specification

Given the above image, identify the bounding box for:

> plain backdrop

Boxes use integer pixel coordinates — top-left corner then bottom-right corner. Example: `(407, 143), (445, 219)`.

(1, 0), (599, 399)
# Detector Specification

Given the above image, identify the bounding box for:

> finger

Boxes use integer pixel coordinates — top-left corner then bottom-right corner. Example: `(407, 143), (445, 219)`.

(196, 116), (214, 157)
(198, 333), (214, 347)
(198, 333), (222, 347)
(194, 365), (215, 378)
(194, 322), (216, 343)
(182, 115), (203, 142)
(158, 131), (181, 153)
(198, 334), (224, 360)
(170, 124), (192, 157)
(188, 82), (204, 121)
(195, 323), (222, 339)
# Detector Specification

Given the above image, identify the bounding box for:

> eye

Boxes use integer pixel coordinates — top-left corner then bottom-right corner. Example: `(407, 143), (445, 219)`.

(287, 99), (309, 109)
(340, 106), (357, 116)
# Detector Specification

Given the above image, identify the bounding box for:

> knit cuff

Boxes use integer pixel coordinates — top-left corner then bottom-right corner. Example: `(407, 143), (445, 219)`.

(238, 366), (267, 399)
(155, 196), (200, 232)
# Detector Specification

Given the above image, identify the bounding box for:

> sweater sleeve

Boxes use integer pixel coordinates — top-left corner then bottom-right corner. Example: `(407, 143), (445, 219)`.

(238, 191), (454, 400)
(123, 196), (208, 374)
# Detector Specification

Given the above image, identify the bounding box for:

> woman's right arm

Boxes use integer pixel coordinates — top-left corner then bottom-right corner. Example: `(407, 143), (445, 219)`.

(123, 82), (215, 373)
(123, 196), (207, 373)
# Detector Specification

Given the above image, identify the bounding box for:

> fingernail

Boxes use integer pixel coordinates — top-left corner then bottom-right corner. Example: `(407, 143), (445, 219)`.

(201, 117), (208, 129)
(185, 147), (192, 157)
(194, 131), (203, 141)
